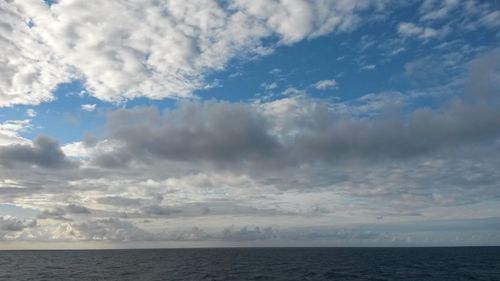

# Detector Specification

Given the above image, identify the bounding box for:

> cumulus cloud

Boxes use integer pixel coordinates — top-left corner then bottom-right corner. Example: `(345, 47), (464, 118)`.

(0, 0), (384, 106)
(0, 216), (36, 232)
(0, 135), (74, 168)
(81, 104), (96, 112)
(75, 218), (155, 242)
(96, 102), (281, 167)
(0, 0), (71, 106)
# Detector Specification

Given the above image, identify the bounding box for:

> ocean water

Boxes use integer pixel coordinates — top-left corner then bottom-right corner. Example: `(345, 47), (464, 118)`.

(0, 247), (499, 281)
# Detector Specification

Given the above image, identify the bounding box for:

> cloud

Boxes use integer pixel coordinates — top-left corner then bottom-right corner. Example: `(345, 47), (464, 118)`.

(313, 79), (337, 90)
(419, 0), (500, 31)
(261, 82), (278, 91)
(478, 11), (500, 29)
(97, 196), (143, 207)
(0, 216), (36, 232)
(66, 204), (91, 215)
(38, 208), (69, 221)
(0, 0), (71, 107)
(89, 69), (500, 168)
(220, 226), (277, 241)
(97, 102), (281, 167)
(26, 109), (37, 117)
(0, 135), (74, 169)
(81, 104), (96, 112)
(1, 0), (383, 106)
(361, 64), (376, 71)
(397, 22), (443, 40)
(390, 47), (405, 56)
(419, 0), (459, 21)
(282, 87), (306, 97)
(75, 218), (155, 242)
(0, 119), (31, 145)
(1, 50), (500, 246)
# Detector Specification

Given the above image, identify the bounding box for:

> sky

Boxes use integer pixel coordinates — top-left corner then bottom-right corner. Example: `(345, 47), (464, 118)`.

(0, 0), (499, 249)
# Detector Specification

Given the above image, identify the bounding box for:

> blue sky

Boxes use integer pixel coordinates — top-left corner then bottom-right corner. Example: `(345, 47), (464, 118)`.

(0, 0), (499, 248)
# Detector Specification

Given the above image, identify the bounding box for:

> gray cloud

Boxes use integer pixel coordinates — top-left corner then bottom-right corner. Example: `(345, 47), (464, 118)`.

(66, 204), (91, 215)
(0, 135), (74, 169)
(139, 202), (293, 218)
(220, 226), (277, 241)
(75, 218), (155, 242)
(0, 216), (36, 232)
(38, 204), (91, 221)
(97, 196), (143, 207)
(99, 102), (281, 167)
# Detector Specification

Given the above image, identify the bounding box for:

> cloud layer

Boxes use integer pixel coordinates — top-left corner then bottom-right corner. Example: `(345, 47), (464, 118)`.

(0, 0), (385, 106)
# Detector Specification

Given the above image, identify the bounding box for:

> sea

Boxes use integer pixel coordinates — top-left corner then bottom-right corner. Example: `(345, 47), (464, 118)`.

(0, 247), (499, 281)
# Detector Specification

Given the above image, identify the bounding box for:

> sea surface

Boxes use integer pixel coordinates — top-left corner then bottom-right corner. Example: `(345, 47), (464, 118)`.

(0, 247), (499, 281)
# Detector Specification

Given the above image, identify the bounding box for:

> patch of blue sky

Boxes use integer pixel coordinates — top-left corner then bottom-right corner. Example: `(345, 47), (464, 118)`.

(19, 81), (108, 144)
(202, 3), (497, 111)
(0, 204), (38, 219)
(43, 0), (56, 7)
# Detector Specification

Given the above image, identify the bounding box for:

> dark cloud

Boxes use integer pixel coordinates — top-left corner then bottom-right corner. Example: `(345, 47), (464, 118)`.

(140, 202), (294, 218)
(142, 205), (182, 216)
(0, 135), (74, 169)
(466, 48), (500, 100)
(167, 226), (212, 241)
(66, 204), (91, 214)
(220, 226), (277, 241)
(98, 102), (281, 167)
(0, 216), (36, 232)
(293, 99), (500, 162)
(97, 196), (143, 207)
(38, 204), (91, 220)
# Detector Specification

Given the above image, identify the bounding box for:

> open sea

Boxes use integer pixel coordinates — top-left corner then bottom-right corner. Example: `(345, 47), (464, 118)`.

(0, 247), (499, 281)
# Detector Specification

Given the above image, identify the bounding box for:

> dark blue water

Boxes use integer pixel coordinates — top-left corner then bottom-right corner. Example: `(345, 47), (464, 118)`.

(0, 247), (499, 281)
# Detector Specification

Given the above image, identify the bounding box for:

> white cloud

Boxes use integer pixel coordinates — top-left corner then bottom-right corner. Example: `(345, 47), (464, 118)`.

(361, 64), (376, 71)
(0, 0), (381, 106)
(282, 87), (306, 97)
(26, 109), (37, 118)
(478, 11), (500, 29)
(420, 0), (459, 21)
(81, 104), (96, 112)
(0, 1), (71, 107)
(390, 47), (405, 56)
(313, 79), (337, 90)
(261, 82), (278, 91)
(0, 119), (31, 145)
(397, 22), (444, 40)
